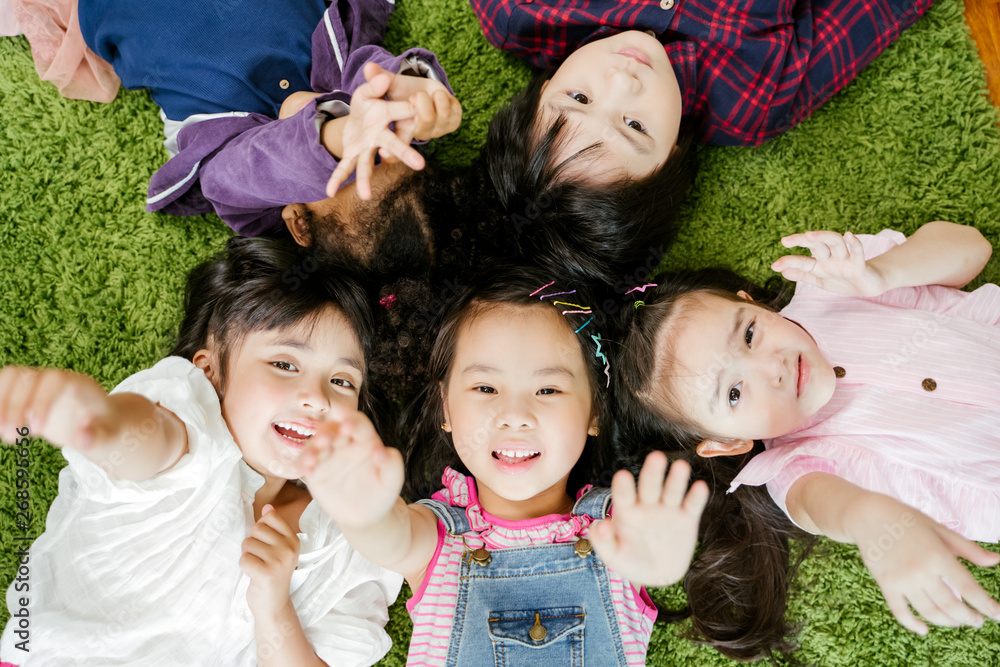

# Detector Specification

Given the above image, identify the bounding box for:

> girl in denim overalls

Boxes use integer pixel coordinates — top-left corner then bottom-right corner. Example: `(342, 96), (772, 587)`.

(301, 269), (708, 666)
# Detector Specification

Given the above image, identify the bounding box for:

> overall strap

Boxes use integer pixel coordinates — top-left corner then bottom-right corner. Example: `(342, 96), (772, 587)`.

(415, 498), (474, 535)
(572, 486), (612, 520)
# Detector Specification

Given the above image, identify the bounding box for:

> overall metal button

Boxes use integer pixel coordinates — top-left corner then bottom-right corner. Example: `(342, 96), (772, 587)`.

(529, 613), (547, 642)
(574, 538), (593, 558)
(922, 378), (937, 391)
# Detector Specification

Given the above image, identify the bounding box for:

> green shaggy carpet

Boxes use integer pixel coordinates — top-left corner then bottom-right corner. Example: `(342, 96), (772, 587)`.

(2, 0), (1000, 664)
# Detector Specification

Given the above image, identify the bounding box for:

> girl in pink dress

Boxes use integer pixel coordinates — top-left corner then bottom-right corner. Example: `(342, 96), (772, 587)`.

(617, 221), (1000, 660)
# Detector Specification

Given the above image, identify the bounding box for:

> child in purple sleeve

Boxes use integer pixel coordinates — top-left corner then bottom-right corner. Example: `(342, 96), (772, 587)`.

(10, 0), (462, 257)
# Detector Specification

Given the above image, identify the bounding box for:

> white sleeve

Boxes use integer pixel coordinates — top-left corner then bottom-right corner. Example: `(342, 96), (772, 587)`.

(292, 505), (404, 666)
(60, 356), (241, 500)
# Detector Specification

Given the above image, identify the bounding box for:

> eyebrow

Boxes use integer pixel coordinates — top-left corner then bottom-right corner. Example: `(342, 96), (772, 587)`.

(270, 339), (364, 372)
(462, 364), (575, 379)
(553, 103), (651, 156)
(708, 307), (746, 414)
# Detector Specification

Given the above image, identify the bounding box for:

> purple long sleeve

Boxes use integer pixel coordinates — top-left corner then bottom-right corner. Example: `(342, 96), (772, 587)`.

(146, 0), (450, 237)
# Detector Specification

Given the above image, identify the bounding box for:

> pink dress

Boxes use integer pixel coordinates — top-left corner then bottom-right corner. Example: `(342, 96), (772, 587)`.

(9, 0), (119, 102)
(731, 229), (1000, 543)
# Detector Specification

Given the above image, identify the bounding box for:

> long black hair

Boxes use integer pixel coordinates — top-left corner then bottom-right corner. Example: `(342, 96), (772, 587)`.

(399, 266), (624, 501)
(169, 236), (392, 435)
(614, 268), (812, 662)
(481, 70), (697, 286)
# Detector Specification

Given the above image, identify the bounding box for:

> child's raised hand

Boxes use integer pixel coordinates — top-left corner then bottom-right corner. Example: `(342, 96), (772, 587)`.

(850, 494), (1000, 635)
(300, 411), (404, 530)
(364, 63), (462, 146)
(0, 366), (112, 448)
(588, 452), (709, 587)
(771, 230), (889, 297)
(325, 67), (426, 200)
(239, 504), (301, 616)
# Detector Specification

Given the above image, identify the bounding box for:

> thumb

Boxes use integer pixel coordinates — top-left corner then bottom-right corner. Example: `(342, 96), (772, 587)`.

(364, 61), (388, 82)
(261, 504), (275, 517)
(587, 520), (618, 559)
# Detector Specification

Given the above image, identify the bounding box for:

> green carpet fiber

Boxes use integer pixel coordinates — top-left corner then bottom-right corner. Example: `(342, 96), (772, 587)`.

(2, 0), (1000, 664)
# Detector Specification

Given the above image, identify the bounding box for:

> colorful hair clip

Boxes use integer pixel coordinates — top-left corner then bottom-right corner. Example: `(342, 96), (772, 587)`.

(633, 300), (645, 309)
(625, 283), (658, 295)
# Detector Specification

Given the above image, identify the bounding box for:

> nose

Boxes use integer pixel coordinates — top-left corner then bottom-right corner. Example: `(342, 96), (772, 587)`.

(493, 394), (535, 430)
(299, 378), (332, 413)
(605, 63), (640, 94)
(752, 351), (787, 388)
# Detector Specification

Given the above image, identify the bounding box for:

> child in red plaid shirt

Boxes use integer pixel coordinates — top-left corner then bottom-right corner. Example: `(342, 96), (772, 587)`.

(474, 0), (932, 281)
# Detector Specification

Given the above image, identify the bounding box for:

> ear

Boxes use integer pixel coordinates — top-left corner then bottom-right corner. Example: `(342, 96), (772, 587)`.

(282, 203), (313, 247)
(192, 348), (218, 386)
(736, 290), (754, 302)
(439, 382), (452, 432)
(695, 438), (754, 458)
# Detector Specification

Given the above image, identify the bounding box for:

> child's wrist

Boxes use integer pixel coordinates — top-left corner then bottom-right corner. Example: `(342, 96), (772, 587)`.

(321, 116), (348, 159)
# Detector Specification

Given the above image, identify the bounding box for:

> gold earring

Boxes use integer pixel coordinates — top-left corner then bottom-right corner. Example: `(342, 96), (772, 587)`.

(589, 427), (600, 437)
(441, 422), (449, 431)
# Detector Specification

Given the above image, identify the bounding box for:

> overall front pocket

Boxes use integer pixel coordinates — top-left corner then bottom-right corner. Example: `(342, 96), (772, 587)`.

(487, 606), (585, 667)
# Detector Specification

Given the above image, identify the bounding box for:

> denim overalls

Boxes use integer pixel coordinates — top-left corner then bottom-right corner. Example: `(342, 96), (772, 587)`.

(416, 487), (630, 666)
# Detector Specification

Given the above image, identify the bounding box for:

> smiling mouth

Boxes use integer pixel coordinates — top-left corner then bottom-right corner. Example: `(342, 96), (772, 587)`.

(492, 449), (541, 465)
(273, 421), (316, 447)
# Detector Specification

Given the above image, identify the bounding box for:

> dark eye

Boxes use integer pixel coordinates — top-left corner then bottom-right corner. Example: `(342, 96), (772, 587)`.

(570, 92), (590, 104)
(728, 382), (742, 407)
(271, 361), (296, 371)
(744, 320), (755, 347)
(537, 388), (558, 395)
(332, 377), (355, 389)
(626, 118), (646, 133)
(475, 386), (497, 394)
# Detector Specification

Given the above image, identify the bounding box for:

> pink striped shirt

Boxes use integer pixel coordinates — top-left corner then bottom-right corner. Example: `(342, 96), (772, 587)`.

(406, 469), (657, 666)
(731, 229), (1000, 543)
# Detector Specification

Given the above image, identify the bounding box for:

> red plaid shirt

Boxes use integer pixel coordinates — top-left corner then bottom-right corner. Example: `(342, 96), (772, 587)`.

(470, 0), (933, 145)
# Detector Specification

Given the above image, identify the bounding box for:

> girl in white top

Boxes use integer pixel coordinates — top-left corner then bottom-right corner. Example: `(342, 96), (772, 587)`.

(0, 238), (401, 667)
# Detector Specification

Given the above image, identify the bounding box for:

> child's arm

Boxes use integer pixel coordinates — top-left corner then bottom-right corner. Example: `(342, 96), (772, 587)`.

(239, 504), (330, 667)
(786, 472), (1000, 634)
(771, 222), (992, 296)
(300, 412), (440, 588)
(587, 452), (709, 587)
(0, 366), (187, 481)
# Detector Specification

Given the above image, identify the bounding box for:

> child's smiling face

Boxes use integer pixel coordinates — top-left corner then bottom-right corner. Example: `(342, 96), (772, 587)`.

(441, 303), (597, 519)
(196, 305), (365, 481)
(659, 293), (837, 444)
(538, 30), (682, 181)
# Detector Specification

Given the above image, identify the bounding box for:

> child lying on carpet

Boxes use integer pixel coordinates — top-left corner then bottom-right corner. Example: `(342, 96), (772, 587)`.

(470, 0), (934, 272)
(6, 0), (460, 249)
(0, 238), (401, 666)
(299, 270), (709, 667)
(617, 221), (1000, 659)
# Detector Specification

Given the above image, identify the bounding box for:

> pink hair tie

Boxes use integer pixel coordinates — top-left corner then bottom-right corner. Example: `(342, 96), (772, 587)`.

(379, 294), (397, 309)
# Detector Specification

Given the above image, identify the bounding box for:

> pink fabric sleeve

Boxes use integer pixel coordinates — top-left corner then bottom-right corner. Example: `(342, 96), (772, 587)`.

(12, 0), (119, 102)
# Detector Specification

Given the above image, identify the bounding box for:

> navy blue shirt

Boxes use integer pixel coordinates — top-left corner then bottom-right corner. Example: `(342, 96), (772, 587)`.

(79, 0), (327, 120)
